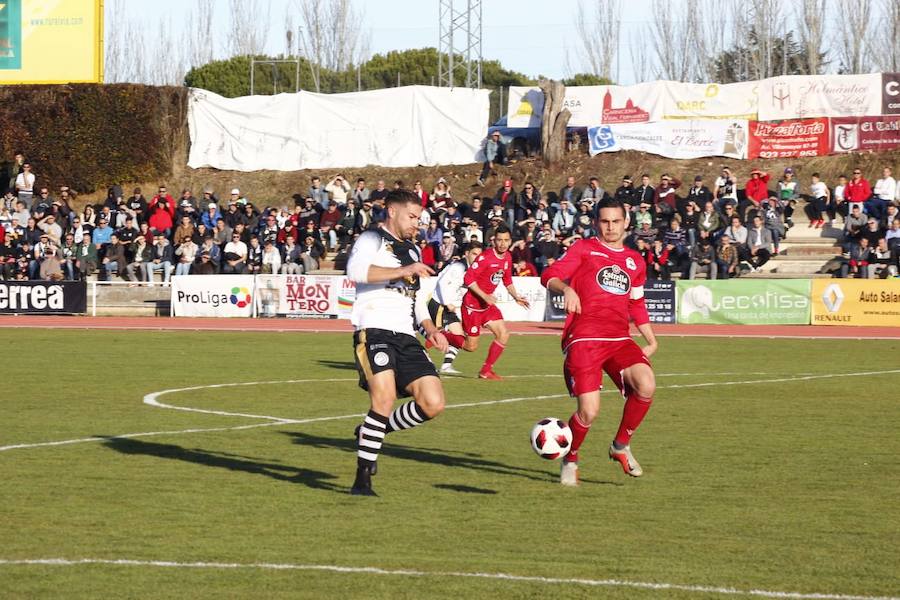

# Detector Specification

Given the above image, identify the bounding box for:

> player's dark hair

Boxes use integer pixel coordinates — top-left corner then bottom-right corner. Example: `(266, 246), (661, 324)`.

(812, 172), (820, 178)
(385, 189), (420, 208)
(596, 197), (627, 218)
(493, 224), (511, 236)
(466, 240), (484, 251)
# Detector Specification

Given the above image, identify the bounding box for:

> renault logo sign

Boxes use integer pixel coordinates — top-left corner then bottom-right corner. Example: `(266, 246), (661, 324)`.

(822, 283), (845, 313)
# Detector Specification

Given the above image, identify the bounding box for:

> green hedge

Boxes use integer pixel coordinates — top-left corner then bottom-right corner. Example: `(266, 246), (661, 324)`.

(0, 84), (187, 194)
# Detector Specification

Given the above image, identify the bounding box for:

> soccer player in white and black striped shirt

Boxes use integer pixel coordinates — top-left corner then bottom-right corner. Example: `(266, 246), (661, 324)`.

(346, 189), (449, 496)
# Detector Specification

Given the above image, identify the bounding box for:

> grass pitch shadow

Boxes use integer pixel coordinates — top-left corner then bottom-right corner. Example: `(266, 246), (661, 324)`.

(433, 483), (498, 494)
(316, 360), (358, 371)
(102, 437), (346, 494)
(283, 431), (621, 487)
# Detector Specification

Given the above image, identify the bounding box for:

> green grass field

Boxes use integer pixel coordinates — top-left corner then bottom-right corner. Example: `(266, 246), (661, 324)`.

(1, 329), (898, 599)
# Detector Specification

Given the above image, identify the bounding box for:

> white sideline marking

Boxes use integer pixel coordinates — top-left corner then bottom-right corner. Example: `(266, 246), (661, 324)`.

(0, 558), (895, 600)
(1, 370), (897, 454)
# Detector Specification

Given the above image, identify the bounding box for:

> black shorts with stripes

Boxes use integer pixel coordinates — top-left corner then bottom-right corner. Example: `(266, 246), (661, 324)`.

(353, 328), (438, 398)
(427, 297), (460, 329)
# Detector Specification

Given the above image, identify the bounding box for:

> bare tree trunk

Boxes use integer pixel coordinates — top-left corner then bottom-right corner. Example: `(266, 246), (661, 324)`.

(838, 0), (872, 73)
(697, 0), (731, 80)
(573, 0), (621, 81)
(628, 30), (652, 82)
(650, 0), (696, 81)
(539, 80), (571, 166)
(795, 0), (827, 74)
(870, 0), (900, 71)
(188, 0), (216, 68)
(228, 0), (272, 57)
(293, 0), (370, 92)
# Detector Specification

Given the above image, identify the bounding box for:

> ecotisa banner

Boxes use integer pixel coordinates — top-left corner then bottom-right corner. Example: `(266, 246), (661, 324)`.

(171, 275), (255, 317)
(811, 280), (900, 327)
(676, 280), (811, 325)
(589, 120), (748, 160)
(748, 118), (829, 159)
(830, 116), (900, 153)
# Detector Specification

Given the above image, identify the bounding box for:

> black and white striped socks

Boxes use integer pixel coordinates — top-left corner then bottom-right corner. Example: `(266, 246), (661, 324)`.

(386, 401), (430, 433)
(442, 347), (460, 368)
(357, 410), (388, 468)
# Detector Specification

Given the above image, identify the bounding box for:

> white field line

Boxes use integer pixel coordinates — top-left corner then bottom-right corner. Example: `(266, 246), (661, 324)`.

(1, 370), (896, 454)
(0, 558), (895, 600)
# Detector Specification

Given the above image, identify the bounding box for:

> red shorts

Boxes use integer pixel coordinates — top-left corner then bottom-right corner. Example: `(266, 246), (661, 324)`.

(461, 304), (503, 337)
(563, 339), (651, 397)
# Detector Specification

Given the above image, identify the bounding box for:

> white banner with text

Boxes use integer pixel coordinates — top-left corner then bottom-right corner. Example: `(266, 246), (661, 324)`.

(170, 275), (256, 317)
(588, 120), (748, 160)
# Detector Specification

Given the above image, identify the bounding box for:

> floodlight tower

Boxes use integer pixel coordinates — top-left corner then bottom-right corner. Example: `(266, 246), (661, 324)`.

(437, 0), (482, 88)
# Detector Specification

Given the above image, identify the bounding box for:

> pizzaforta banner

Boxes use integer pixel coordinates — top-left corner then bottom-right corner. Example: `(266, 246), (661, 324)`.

(0, 281), (87, 313)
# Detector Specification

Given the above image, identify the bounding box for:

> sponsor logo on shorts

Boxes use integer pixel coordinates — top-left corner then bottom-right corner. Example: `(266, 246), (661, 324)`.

(596, 265), (630, 295)
(373, 351), (389, 367)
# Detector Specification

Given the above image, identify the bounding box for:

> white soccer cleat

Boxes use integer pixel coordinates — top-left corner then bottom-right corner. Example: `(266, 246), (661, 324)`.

(609, 444), (643, 477)
(560, 460), (579, 486)
(440, 365), (461, 375)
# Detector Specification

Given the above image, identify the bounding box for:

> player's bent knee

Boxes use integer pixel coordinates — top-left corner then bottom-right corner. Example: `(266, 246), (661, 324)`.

(464, 337), (479, 352)
(410, 377), (445, 417)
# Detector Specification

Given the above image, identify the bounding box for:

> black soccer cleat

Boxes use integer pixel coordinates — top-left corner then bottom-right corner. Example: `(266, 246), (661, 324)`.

(350, 465), (377, 496)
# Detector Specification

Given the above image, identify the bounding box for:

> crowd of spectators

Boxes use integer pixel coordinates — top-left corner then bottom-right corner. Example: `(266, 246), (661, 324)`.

(2, 150), (898, 283)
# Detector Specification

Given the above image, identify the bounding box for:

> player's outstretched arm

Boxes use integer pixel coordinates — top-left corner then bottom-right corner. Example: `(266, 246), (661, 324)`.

(467, 281), (497, 306)
(636, 322), (658, 358)
(545, 277), (581, 314)
(505, 284), (531, 308)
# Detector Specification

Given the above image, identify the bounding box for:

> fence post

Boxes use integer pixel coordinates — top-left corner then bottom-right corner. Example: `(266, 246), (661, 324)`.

(91, 281), (96, 317)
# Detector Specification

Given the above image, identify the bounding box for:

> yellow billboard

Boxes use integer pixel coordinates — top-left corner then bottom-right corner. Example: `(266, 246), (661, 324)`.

(0, 0), (102, 84)
(811, 279), (900, 327)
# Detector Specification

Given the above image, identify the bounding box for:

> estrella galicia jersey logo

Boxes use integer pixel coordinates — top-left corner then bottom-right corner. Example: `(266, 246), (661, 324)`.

(596, 265), (630, 295)
(491, 270), (504, 285)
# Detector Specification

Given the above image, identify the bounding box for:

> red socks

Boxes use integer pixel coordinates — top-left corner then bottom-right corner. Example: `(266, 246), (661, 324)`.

(614, 393), (653, 446)
(481, 341), (505, 372)
(443, 331), (466, 348)
(566, 412), (591, 463)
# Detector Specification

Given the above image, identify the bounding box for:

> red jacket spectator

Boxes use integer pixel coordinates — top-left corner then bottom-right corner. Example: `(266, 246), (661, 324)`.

(845, 174), (872, 203)
(420, 241), (436, 266)
(745, 170), (770, 202)
(514, 260), (538, 276)
(655, 176), (682, 211)
(277, 224), (300, 246)
(319, 206), (341, 230)
(147, 195), (175, 233)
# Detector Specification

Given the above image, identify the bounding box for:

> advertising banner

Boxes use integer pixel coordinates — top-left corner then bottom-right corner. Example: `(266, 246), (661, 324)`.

(589, 120), (748, 160)
(507, 83), (664, 128)
(830, 116), (900, 154)
(757, 74), (881, 120)
(811, 280), (900, 327)
(0, 0), (103, 84)
(0, 280), (86, 313)
(883, 73), (900, 115)
(170, 275), (255, 317)
(255, 274), (350, 318)
(747, 118), (829, 159)
(677, 280), (811, 325)
(661, 81), (759, 120)
(645, 280), (676, 324)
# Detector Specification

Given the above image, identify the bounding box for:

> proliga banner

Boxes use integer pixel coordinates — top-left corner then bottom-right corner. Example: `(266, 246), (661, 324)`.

(830, 116), (900, 153)
(170, 275), (255, 317)
(677, 279), (811, 325)
(748, 118), (829, 159)
(758, 74), (882, 120)
(811, 280), (900, 327)
(0, 280), (86, 314)
(589, 120), (748, 160)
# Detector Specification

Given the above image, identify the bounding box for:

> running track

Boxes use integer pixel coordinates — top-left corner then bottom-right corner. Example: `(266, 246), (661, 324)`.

(0, 315), (896, 339)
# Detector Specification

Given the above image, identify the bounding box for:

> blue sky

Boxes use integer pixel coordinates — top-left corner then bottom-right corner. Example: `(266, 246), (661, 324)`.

(118, 0), (657, 84)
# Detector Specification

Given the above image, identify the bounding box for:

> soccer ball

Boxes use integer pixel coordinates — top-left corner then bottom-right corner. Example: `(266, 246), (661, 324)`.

(530, 418), (573, 460)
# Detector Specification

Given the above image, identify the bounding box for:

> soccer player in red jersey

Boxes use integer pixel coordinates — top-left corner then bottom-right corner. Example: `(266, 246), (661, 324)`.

(540, 197), (658, 483)
(461, 225), (530, 380)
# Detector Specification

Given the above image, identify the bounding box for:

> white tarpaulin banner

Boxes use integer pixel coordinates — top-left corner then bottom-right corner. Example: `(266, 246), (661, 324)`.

(588, 120), (748, 159)
(661, 81), (759, 120)
(171, 275), (256, 317)
(507, 83), (664, 128)
(757, 74), (882, 120)
(255, 274), (355, 318)
(188, 86), (490, 171)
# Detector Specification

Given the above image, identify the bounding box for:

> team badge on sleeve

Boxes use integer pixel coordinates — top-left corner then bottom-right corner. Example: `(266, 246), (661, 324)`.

(596, 265), (630, 295)
(626, 257), (637, 271)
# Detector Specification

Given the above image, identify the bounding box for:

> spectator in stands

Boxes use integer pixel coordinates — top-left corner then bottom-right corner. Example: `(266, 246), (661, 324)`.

(776, 168), (799, 228)
(243, 203), (260, 234)
(14, 162), (35, 209)
(261, 239), (281, 274)
(0, 237), (18, 279)
(746, 215), (773, 272)
(634, 174), (656, 211)
(145, 233), (174, 285)
(845, 168), (871, 214)
(60, 233), (77, 280)
(514, 257), (538, 276)
(869, 238), (894, 278)
(352, 178), (371, 205)
(663, 217), (689, 275)
(633, 220), (658, 247)
(647, 239), (670, 280)
(75, 233), (98, 279)
(12, 200), (30, 230)
(843, 205), (867, 252)
(615, 175), (636, 206)
(516, 181), (540, 223)
(685, 175), (712, 214)
(860, 217), (885, 248)
(37, 213), (62, 244)
(369, 179), (389, 203)
(177, 188), (199, 220)
(681, 201), (699, 247)
(552, 198), (575, 236)
(581, 176), (606, 202)
(559, 176), (580, 205)
(713, 167), (738, 211)
(806, 172), (829, 228)
(688, 237), (717, 280)
(80, 204), (97, 234)
(655, 173), (681, 219)
(194, 251), (216, 275)
(92, 218), (113, 256)
(761, 198), (785, 254)
(832, 174), (849, 221)
(101, 233), (128, 281)
(840, 237), (872, 278)
(5, 151), (25, 199)
(336, 199), (361, 247)
(883, 204), (898, 230)
(418, 237), (436, 267)
(201, 202), (223, 230)
(223, 201), (244, 229)
(743, 168), (769, 220)
(574, 200), (596, 236)
(870, 166), (896, 221)
(280, 236), (303, 274)
(724, 215), (748, 248)
(126, 187), (148, 224)
(309, 176), (329, 209)
(174, 235), (198, 276)
(299, 234), (323, 273)
(716, 235), (739, 279)
(173, 215), (195, 245)
(229, 188), (248, 206)
(258, 212), (280, 245)
(477, 131), (506, 186)
(126, 235), (152, 282)
(148, 187), (175, 237)
(39, 243), (64, 281)
(438, 232), (458, 269)
(245, 236), (263, 274)
(198, 236), (221, 271)
(887, 217), (900, 251)
(222, 232), (248, 274)
(319, 200), (342, 251)
(633, 201), (653, 230)
(325, 174), (351, 206)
